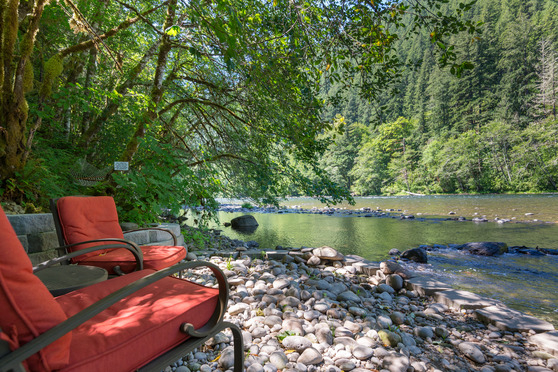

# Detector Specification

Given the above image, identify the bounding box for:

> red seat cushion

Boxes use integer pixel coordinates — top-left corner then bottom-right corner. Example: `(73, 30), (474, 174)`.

(0, 206), (71, 371)
(55, 270), (219, 372)
(55, 196), (186, 273)
(78, 245), (187, 275)
(56, 196), (125, 260)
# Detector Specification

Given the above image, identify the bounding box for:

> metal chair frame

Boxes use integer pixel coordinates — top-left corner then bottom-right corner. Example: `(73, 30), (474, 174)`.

(0, 252), (244, 372)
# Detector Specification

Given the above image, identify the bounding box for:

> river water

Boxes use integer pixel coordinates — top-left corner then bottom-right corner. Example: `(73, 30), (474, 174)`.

(208, 195), (558, 326)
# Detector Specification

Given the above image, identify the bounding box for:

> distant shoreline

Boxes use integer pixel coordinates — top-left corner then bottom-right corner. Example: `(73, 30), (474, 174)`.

(217, 203), (557, 225)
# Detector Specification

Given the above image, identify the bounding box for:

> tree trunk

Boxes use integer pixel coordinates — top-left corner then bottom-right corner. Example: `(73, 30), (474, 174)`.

(0, 0), (47, 182)
(120, 0), (177, 162)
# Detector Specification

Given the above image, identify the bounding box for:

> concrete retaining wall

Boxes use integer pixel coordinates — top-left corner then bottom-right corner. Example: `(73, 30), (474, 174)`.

(6, 213), (184, 266)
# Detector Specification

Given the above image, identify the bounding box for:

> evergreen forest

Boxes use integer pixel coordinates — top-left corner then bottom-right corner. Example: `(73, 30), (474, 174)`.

(320, 0), (558, 196)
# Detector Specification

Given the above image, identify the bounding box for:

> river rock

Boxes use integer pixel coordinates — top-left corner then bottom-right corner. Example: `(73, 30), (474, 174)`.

(390, 311), (406, 325)
(377, 315), (393, 329)
(230, 215), (259, 228)
(458, 342), (486, 363)
(307, 255), (321, 266)
(281, 336), (312, 352)
(377, 283), (396, 294)
(415, 326), (434, 339)
(353, 345), (374, 360)
(378, 330), (401, 347)
(315, 325), (333, 344)
(312, 246), (345, 261)
(282, 319), (305, 335)
(457, 241), (508, 256)
(401, 247), (428, 263)
(228, 303), (249, 315)
(337, 290), (361, 303)
(246, 363), (264, 372)
(335, 358), (356, 370)
(218, 347), (236, 369)
(381, 260), (402, 274)
(382, 352), (410, 372)
(269, 351), (288, 369)
(297, 348), (323, 365)
(386, 274), (404, 291)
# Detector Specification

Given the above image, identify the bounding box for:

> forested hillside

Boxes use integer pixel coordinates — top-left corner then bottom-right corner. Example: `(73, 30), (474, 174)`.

(321, 0), (558, 195)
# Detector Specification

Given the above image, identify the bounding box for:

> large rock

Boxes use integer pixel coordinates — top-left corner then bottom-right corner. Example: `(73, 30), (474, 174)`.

(381, 260), (403, 274)
(457, 242), (508, 256)
(529, 331), (558, 356)
(474, 306), (555, 333)
(312, 246), (344, 261)
(230, 215), (259, 229)
(401, 247), (428, 263)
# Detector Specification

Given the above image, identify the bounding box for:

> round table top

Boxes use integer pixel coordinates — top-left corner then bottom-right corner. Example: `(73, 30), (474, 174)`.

(35, 265), (108, 296)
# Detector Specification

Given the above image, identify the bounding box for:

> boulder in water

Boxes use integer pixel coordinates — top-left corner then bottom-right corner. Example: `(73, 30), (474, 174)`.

(401, 247), (428, 263)
(457, 242), (508, 256)
(230, 215), (258, 228)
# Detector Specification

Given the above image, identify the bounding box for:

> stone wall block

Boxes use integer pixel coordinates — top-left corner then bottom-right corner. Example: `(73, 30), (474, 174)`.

(123, 230), (150, 245)
(7, 213), (55, 235)
(27, 231), (60, 253)
(17, 235), (29, 252)
(149, 224), (181, 242)
(144, 234), (185, 247)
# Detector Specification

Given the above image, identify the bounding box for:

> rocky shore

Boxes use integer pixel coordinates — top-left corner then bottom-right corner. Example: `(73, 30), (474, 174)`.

(164, 231), (558, 372)
(216, 204), (549, 225)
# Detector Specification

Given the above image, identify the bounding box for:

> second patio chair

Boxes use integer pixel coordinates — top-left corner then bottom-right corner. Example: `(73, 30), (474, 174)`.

(50, 196), (187, 275)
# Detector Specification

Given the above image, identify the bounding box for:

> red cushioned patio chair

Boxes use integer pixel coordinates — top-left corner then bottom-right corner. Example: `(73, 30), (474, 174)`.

(0, 206), (243, 372)
(50, 196), (186, 275)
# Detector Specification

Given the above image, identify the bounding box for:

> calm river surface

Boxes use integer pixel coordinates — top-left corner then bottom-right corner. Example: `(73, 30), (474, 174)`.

(210, 195), (558, 326)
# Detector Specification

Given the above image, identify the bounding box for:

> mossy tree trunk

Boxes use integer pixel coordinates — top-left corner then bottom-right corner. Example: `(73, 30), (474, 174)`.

(0, 0), (47, 182)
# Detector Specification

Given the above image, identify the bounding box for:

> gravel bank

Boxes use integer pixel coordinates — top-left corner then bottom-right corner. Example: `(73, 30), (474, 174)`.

(163, 241), (558, 372)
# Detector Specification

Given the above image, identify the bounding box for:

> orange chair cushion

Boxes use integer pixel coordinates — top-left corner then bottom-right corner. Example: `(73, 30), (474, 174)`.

(78, 245), (187, 275)
(55, 270), (219, 372)
(56, 196), (125, 260)
(0, 206), (71, 371)
(56, 196), (186, 273)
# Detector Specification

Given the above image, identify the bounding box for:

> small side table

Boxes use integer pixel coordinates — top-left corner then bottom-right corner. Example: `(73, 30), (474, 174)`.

(35, 265), (108, 296)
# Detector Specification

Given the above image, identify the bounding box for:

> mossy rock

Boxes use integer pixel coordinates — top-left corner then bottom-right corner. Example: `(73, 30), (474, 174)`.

(378, 329), (402, 347)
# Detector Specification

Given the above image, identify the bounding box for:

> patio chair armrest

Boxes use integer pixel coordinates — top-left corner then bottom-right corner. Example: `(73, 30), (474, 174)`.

(0, 262), (229, 372)
(179, 263), (230, 338)
(123, 227), (177, 245)
(32, 239), (143, 273)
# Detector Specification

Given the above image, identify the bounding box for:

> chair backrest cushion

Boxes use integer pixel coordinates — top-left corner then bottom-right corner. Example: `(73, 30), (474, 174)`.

(0, 206), (71, 371)
(56, 196), (125, 260)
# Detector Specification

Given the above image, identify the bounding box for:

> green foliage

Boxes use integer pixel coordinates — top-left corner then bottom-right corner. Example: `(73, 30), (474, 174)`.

(0, 0), (510, 217)
(241, 202), (254, 209)
(319, 0), (558, 195)
(181, 228), (210, 251)
(111, 137), (221, 225)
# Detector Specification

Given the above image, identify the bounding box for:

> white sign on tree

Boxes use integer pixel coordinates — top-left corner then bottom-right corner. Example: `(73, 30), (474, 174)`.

(114, 162), (129, 171)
